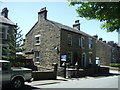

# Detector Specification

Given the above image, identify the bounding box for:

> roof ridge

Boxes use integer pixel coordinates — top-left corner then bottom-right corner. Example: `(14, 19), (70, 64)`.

(47, 19), (93, 38)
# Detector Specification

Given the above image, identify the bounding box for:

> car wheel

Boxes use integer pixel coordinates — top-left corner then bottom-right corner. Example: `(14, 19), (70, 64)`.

(12, 78), (24, 88)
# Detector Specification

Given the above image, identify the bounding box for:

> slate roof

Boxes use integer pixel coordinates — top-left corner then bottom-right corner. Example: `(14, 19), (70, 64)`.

(0, 14), (16, 26)
(47, 19), (93, 38)
(26, 19), (94, 39)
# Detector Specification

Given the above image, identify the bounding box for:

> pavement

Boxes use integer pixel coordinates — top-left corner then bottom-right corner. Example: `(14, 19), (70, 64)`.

(25, 69), (120, 88)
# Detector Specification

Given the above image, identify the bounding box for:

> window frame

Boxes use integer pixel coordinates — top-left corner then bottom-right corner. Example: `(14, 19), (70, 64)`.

(81, 36), (85, 48)
(1, 27), (8, 40)
(34, 51), (40, 63)
(88, 38), (93, 49)
(34, 35), (41, 45)
(67, 34), (72, 46)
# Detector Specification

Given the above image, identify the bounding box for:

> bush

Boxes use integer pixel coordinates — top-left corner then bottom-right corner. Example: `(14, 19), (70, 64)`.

(110, 63), (120, 67)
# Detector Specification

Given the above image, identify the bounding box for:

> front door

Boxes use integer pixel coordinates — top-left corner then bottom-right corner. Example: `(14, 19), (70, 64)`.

(81, 53), (86, 68)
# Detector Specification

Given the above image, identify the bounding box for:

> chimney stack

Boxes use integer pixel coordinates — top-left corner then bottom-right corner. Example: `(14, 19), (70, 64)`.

(38, 7), (47, 21)
(73, 20), (80, 31)
(93, 35), (98, 39)
(1, 8), (9, 18)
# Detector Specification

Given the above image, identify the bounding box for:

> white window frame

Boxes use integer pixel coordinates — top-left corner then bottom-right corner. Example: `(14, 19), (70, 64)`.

(88, 38), (92, 49)
(34, 35), (41, 45)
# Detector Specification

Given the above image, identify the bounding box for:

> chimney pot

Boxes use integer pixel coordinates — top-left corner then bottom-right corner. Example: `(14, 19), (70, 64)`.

(75, 20), (79, 23)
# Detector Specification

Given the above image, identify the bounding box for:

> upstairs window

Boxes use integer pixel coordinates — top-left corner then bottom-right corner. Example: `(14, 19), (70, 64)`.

(81, 37), (85, 48)
(78, 37), (81, 47)
(1, 27), (8, 40)
(89, 39), (92, 49)
(35, 35), (41, 45)
(67, 34), (72, 46)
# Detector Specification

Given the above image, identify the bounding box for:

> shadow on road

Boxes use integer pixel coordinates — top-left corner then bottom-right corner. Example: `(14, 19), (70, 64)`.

(2, 85), (41, 90)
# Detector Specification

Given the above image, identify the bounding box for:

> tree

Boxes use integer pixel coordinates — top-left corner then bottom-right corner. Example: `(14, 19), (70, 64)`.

(68, 2), (120, 32)
(2, 26), (16, 61)
(2, 25), (25, 66)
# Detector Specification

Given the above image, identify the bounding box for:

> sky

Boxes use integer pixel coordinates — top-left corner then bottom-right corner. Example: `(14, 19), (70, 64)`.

(0, 1), (118, 43)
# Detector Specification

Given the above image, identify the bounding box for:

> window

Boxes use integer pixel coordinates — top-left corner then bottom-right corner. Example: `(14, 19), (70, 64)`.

(34, 51), (40, 62)
(89, 38), (92, 49)
(1, 27), (7, 39)
(89, 52), (93, 64)
(78, 37), (81, 47)
(67, 51), (73, 65)
(67, 34), (72, 46)
(35, 35), (41, 45)
(81, 37), (85, 48)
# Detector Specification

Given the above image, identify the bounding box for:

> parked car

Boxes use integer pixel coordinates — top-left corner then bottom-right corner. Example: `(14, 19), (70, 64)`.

(0, 60), (32, 88)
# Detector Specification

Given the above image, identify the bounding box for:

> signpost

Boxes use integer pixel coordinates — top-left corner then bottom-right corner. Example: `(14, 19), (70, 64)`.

(61, 55), (66, 78)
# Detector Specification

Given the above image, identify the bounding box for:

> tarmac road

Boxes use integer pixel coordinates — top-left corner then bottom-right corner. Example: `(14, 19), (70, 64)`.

(32, 75), (119, 88)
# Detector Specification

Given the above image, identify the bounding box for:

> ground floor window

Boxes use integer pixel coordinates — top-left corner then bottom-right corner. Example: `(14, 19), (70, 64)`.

(34, 51), (40, 63)
(89, 52), (93, 64)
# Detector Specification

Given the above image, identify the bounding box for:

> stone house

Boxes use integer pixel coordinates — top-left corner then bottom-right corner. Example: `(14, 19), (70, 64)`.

(94, 35), (120, 66)
(107, 41), (120, 63)
(24, 7), (96, 73)
(0, 8), (16, 60)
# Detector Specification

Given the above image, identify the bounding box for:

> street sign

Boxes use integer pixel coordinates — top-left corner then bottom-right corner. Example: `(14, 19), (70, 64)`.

(61, 55), (67, 62)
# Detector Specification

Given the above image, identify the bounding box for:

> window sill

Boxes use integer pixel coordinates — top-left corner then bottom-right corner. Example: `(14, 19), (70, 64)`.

(34, 43), (40, 46)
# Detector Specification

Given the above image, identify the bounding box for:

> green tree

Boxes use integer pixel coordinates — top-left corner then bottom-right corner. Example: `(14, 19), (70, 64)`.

(2, 26), (16, 61)
(2, 25), (25, 66)
(68, 2), (120, 32)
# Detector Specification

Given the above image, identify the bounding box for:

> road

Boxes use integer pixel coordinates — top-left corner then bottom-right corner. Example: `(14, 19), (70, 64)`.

(25, 75), (119, 89)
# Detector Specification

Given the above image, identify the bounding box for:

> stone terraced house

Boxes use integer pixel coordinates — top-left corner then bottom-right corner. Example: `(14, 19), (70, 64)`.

(0, 8), (16, 60)
(24, 7), (96, 74)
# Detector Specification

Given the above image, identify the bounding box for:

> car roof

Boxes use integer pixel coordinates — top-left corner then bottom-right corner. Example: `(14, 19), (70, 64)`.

(0, 60), (10, 63)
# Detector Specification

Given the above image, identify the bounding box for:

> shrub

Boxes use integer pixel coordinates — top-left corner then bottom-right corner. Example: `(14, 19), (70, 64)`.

(110, 63), (120, 67)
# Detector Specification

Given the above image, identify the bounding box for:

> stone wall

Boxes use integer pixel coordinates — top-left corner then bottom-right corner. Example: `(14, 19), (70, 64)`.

(60, 29), (96, 68)
(24, 20), (60, 70)
(96, 40), (112, 66)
